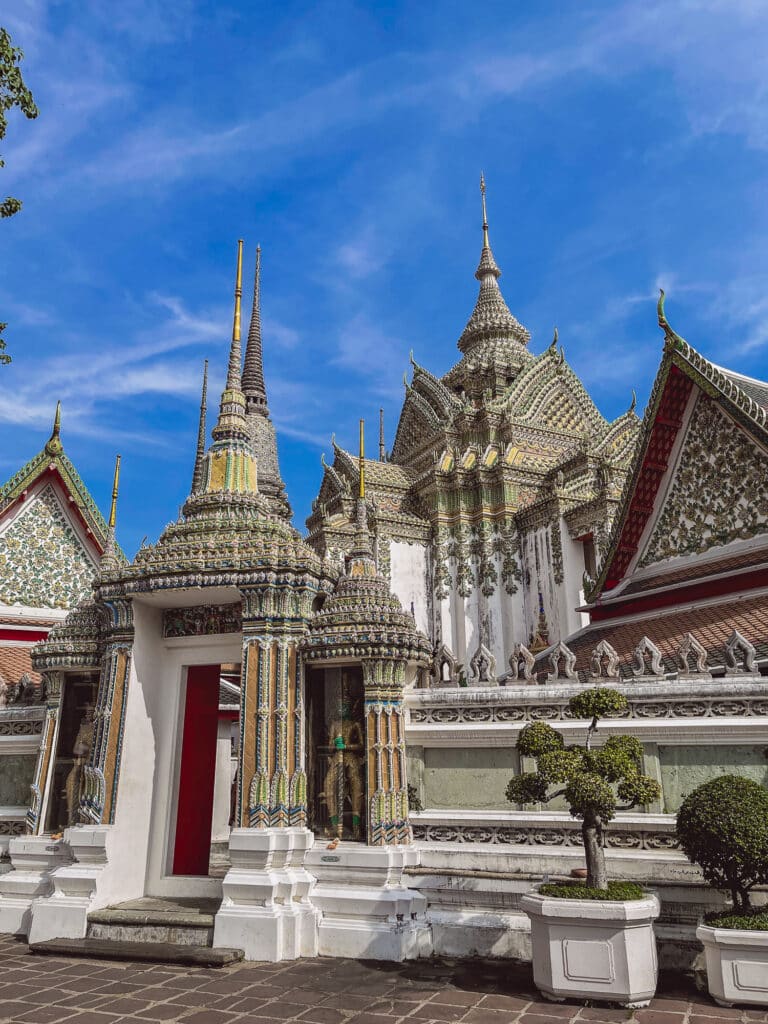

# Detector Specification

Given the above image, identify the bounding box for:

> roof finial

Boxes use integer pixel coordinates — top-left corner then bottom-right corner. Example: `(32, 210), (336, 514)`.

(657, 288), (685, 348)
(211, 240), (249, 444)
(45, 401), (63, 455)
(227, 239), (244, 389)
(191, 359), (208, 493)
(379, 407), (386, 462)
(108, 454), (121, 530)
(101, 453), (121, 571)
(359, 418), (365, 499)
(243, 243), (268, 412)
(480, 172), (489, 249)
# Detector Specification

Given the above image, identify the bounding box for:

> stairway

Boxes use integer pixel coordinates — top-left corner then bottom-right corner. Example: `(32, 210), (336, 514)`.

(30, 896), (243, 967)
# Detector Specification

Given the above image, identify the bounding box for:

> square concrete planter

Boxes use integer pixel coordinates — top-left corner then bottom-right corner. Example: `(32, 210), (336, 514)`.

(520, 891), (660, 1007)
(697, 924), (768, 1007)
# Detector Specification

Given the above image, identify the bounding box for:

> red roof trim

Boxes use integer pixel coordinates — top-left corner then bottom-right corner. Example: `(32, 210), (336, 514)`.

(0, 628), (49, 642)
(602, 366), (693, 591)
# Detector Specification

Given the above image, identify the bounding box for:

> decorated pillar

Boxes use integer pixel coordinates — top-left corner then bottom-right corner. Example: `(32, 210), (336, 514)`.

(363, 658), (410, 846)
(81, 596), (134, 824)
(26, 670), (63, 835)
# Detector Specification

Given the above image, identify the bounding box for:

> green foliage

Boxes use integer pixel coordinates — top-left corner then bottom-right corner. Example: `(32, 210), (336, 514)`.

(705, 909), (768, 931)
(676, 775), (768, 912)
(569, 688), (628, 721)
(539, 880), (646, 902)
(516, 721), (563, 757)
(1, 26), (38, 365)
(507, 687), (661, 891)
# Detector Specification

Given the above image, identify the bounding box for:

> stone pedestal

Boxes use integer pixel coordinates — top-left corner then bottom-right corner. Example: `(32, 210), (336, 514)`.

(306, 842), (432, 961)
(27, 825), (111, 944)
(0, 835), (71, 935)
(213, 827), (319, 961)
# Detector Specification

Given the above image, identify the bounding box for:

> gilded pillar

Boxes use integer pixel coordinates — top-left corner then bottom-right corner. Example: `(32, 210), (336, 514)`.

(26, 671), (63, 835)
(81, 597), (134, 825)
(363, 659), (410, 846)
(238, 588), (308, 829)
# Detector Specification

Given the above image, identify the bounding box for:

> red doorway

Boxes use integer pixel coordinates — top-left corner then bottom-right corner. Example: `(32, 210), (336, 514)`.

(172, 664), (220, 875)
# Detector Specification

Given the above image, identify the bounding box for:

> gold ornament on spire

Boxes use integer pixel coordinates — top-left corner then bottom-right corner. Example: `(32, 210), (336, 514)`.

(45, 401), (63, 456)
(359, 418), (365, 499)
(108, 454), (121, 530)
(480, 171), (490, 249)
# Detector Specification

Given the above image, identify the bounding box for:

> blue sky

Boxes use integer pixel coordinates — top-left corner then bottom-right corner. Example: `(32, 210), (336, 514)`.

(2, 0), (768, 557)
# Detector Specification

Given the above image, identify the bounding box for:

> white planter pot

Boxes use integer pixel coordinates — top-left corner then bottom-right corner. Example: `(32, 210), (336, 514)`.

(697, 924), (768, 1007)
(520, 892), (660, 1007)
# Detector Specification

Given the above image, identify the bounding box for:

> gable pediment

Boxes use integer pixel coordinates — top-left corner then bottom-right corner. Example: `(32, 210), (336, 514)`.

(0, 482), (98, 609)
(639, 393), (768, 569)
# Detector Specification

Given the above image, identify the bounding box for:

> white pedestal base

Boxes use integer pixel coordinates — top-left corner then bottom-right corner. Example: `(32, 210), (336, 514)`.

(698, 924), (768, 1007)
(28, 826), (111, 944)
(0, 836), (71, 936)
(307, 842), (432, 962)
(213, 827), (319, 962)
(521, 892), (660, 1008)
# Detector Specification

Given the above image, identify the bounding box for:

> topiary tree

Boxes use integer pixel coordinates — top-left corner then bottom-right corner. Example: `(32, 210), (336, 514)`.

(506, 687), (661, 891)
(676, 774), (768, 913)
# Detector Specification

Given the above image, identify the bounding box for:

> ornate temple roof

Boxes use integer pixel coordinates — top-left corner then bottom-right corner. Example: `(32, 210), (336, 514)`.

(589, 292), (768, 604)
(455, 175), (531, 359)
(302, 425), (431, 666)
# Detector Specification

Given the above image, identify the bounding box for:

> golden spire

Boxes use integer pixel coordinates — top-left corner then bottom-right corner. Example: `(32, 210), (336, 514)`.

(108, 454), (121, 530)
(480, 172), (489, 249)
(227, 239), (244, 389)
(359, 418), (365, 499)
(379, 407), (386, 462)
(45, 401), (63, 456)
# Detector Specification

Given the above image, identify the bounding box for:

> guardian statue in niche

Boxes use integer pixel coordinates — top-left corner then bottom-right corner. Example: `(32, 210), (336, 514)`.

(65, 704), (94, 825)
(322, 686), (364, 839)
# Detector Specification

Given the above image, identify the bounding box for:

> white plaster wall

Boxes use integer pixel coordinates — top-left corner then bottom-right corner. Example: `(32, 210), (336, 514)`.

(389, 541), (430, 638)
(145, 632), (241, 898)
(559, 521), (590, 637)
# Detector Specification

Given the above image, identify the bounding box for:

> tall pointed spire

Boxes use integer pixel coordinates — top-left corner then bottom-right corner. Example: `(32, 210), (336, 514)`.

(359, 418), (365, 499)
(191, 359), (208, 494)
(379, 407), (386, 462)
(351, 417), (373, 563)
(243, 244), (267, 413)
(241, 244), (292, 519)
(456, 174), (530, 355)
(211, 240), (249, 444)
(101, 454), (121, 570)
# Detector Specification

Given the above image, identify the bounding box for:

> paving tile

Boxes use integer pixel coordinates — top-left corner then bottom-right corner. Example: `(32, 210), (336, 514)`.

(131, 1007), (184, 1020)
(463, 1010), (524, 1024)
(176, 1012), (237, 1024)
(0, 1003), (37, 1020)
(297, 1008), (349, 1024)
(408, 1004), (468, 1021)
(635, 1012), (687, 1024)
(479, 994), (531, 1012)
(429, 991), (482, 1008)
(520, 1004), (576, 1018)
(517, 1016), (580, 1024)
(63, 1013), (121, 1024)
(259, 1004), (314, 1020)
(346, 1016), (395, 1024)
(577, 1010), (632, 1023)
(9, 1007), (78, 1023)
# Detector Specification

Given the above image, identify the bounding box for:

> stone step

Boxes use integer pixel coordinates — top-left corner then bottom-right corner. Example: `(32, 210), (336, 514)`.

(86, 896), (220, 947)
(30, 937), (243, 967)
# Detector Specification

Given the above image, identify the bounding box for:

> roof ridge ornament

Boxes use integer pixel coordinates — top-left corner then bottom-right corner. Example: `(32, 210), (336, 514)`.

(243, 243), (268, 413)
(657, 288), (686, 349)
(101, 454), (121, 571)
(45, 401), (63, 456)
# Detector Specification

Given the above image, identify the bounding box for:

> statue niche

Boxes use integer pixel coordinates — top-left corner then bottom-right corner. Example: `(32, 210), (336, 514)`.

(307, 666), (366, 841)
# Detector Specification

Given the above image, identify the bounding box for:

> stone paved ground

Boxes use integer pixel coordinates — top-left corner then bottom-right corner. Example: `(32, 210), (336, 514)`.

(0, 934), (765, 1024)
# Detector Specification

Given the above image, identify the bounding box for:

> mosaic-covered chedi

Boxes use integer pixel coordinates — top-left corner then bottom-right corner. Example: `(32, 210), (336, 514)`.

(0, 182), (766, 968)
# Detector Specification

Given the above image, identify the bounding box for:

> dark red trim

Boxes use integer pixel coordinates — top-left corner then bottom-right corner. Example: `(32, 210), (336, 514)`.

(591, 568), (768, 622)
(173, 664), (220, 876)
(218, 709), (239, 721)
(0, 628), (49, 642)
(603, 367), (694, 591)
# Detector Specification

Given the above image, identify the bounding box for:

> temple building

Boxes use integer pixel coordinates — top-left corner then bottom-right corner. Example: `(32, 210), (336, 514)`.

(0, 185), (766, 969)
(0, 410), (113, 848)
(308, 177), (640, 678)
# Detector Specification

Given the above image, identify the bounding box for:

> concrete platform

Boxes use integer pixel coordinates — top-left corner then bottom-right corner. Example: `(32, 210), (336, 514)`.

(86, 895), (221, 946)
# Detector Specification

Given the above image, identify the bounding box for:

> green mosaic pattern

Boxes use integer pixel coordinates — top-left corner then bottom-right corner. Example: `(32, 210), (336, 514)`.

(0, 485), (96, 608)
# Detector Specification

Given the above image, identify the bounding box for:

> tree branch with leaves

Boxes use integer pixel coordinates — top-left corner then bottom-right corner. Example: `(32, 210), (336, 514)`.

(506, 688), (661, 891)
(1, 25), (38, 364)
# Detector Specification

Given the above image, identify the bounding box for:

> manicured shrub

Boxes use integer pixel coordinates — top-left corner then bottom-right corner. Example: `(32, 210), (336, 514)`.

(506, 687), (661, 893)
(676, 774), (768, 913)
(539, 880), (645, 902)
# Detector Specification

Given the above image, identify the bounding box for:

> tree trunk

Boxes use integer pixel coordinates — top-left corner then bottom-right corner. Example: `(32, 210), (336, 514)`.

(583, 816), (608, 890)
